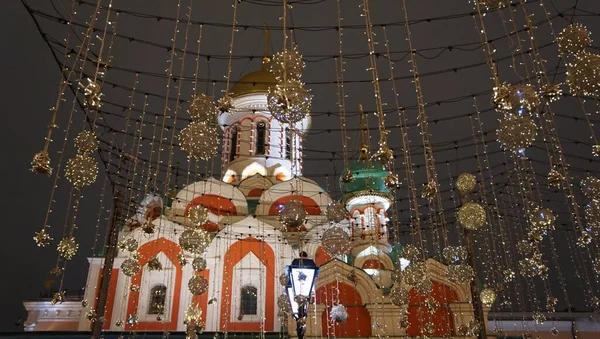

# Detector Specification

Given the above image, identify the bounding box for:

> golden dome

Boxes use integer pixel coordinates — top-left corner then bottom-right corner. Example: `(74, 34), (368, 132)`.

(230, 62), (277, 98)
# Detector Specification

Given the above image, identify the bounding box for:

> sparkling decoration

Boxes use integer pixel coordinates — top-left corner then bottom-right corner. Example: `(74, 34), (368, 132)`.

(127, 314), (139, 326)
(188, 275), (209, 295)
(540, 83), (563, 102)
(503, 269), (516, 283)
(51, 291), (66, 305)
(278, 295), (290, 312)
(480, 288), (497, 307)
(389, 286), (410, 307)
(330, 305), (349, 323)
(57, 236), (79, 260)
(421, 180), (438, 200)
(384, 172), (400, 189)
(425, 297), (440, 313)
(447, 263), (475, 284)
(493, 83), (540, 112)
(115, 319), (124, 327)
(399, 318), (410, 329)
(529, 208), (555, 232)
(591, 296), (600, 308)
(34, 229), (53, 247)
(325, 202), (347, 223)
(192, 257), (207, 271)
(147, 256), (163, 271)
(270, 46), (305, 81)
(457, 202), (487, 230)
(456, 172), (477, 196)
(279, 273), (290, 286)
(121, 258), (141, 277)
(188, 205), (209, 226)
(188, 94), (218, 122)
(424, 322), (436, 335)
(403, 262), (426, 286)
(547, 295), (558, 312)
(179, 229), (210, 254)
(185, 305), (203, 322)
(593, 257), (600, 275)
(517, 240), (537, 255)
(567, 52), (600, 96)
(547, 168), (564, 188)
(577, 231), (592, 247)
(130, 284), (140, 292)
(118, 238), (138, 252)
(85, 309), (97, 321)
(414, 278), (433, 295)
(557, 24), (592, 55)
(267, 79), (312, 124)
(31, 151), (53, 175)
(581, 175), (600, 200)
(532, 311), (546, 324)
(278, 201), (307, 230)
(81, 78), (103, 110)
(458, 320), (481, 337)
(341, 169), (354, 183)
(372, 145), (394, 165)
(402, 244), (421, 262)
(321, 226), (351, 257)
(178, 253), (188, 266)
(295, 295), (308, 306)
(519, 253), (548, 279)
(442, 246), (467, 264)
(496, 115), (537, 152)
(65, 154), (99, 189)
(74, 131), (99, 154)
(178, 121), (220, 161)
(217, 95), (234, 113)
(593, 144), (600, 157)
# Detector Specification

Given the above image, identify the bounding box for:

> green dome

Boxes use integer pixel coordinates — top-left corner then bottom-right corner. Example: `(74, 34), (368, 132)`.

(340, 161), (391, 197)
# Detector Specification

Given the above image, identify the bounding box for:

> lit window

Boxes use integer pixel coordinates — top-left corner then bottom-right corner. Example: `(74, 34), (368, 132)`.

(148, 285), (167, 315)
(256, 122), (267, 155)
(240, 285), (258, 315)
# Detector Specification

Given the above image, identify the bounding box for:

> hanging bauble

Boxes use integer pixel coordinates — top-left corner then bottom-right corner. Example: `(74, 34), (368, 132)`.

(74, 131), (98, 154)
(496, 115), (537, 152)
(267, 79), (312, 124)
(279, 274), (290, 286)
(65, 154), (98, 189)
(389, 286), (410, 307)
(384, 172), (400, 189)
(581, 175), (600, 200)
(529, 208), (555, 232)
(118, 238), (138, 252)
(31, 151), (53, 176)
(567, 52), (600, 96)
(217, 95), (234, 113)
(81, 78), (103, 110)
(192, 257), (207, 271)
(278, 201), (307, 230)
(447, 263), (475, 284)
(188, 94), (218, 122)
(424, 322), (436, 335)
(270, 46), (305, 81)
(401, 244), (421, 262)
(547, 295), (558, 312)
(457, 202), (487, 230)
(130, 284), (140, 292)
(456, 173), (477, 196)
(321, 226), (350, 257)
(179, 229), (210, 255)
(325, 202), (347, 223)
(178, 121), (219, 161)
(188, 276), (209, 295)
(188, 205), (209, 226)
(547, 168), (564, 188)
(477, 0), (509, 9)
(372, 144), (394, 165)
(557, 24), (592, 55)
(341, 169), (354, 183)
(442, 246), (467, 264)
(278, 295), (290, 312)
(503, 269), (516, 284)
(121, 258), (141, 277)
(493, 83), (540, 112)
(519, 253), (548, 279)
(421, 180), (438, 200)
(577, 231), (592, 247)
(517, 240), (537, 256)
(147, 256), (163, 271)
(185, 304), (202, 322)
(403, 262), (426, 286)
(480, 288), (497, 307)
(330, 305), (349, 323)
(57, 236), (79, 260)
(33, 229), (53, 247)
(178, 253), (188, 266)
(415, 278), (433, 295)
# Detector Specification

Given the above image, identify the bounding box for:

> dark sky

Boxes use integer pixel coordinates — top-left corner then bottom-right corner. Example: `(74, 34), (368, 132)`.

(2, 0), (600, 332)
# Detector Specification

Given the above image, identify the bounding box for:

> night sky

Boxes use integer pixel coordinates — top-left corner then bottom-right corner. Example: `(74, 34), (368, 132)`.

(2, 0), (600, 332)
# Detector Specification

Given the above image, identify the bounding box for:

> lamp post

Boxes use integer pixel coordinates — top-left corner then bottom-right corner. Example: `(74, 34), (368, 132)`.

(285, 252), (320, 339)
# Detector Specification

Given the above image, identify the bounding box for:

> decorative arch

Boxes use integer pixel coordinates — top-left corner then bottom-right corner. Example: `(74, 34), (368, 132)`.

(268, 195), (322, 215)
(354, 250), (394, 270)
(241, 162), (267, 180)
(405, 281), (458, 337)
(186, 194), (237, 216)
(315, 260), (379, 305)
(316, 282), (371, 337)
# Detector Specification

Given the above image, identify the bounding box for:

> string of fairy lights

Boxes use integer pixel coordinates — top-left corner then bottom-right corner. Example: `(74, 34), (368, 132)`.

(21, 0), (600, 338)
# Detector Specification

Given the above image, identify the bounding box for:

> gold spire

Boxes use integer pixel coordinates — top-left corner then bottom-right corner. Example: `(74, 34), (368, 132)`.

(359, 104), (370, 161)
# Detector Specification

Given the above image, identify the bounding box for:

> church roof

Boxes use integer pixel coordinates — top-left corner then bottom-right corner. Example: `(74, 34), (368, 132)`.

(340, 161), (391, 197)
(229, 66), (277, 98)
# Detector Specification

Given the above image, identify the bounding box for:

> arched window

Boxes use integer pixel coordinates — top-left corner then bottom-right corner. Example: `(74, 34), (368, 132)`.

(255, 121), (266, 155)
(240, 285), (258, 315)
(285, 127), (291, 160)
(229, 126), (239, 161)
(148, 284), (167, 314)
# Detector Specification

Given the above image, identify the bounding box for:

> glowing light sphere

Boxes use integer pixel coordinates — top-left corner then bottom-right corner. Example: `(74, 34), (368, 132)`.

(118, 238), (138, 252)
(496, 115), (537, 152)
(178, 121), (219, 161)
(188, 205), (209, 226)
(403, 262), (426, 286)
(188, 94), (218, 122)
(267, 79), (312, 124)
(278, 295), (290, 312)
(192, 257), (207, 271)
(74, 131), (98, 154)
(279, 274), (289, 286)
(529, 208), (555, 232)
(57, 237), (79, 260)
(325, 202), (347, 223)
(447, 263), (475, 284)
(581, 175), (600, 200)
(31, 151), (53, 176)
(278, 201), (307, 230)
(480, 288), (497, 307)
(517, 240), (537, 256)
(33, 229), (52, 247)
(389, 286), (410, 307)
(188, 276), (209, 295)
(442, 246), (467, 264)
(65, 154), (99, 189)
(557, 24), (592, 55)
(121, 258), (141, 277)
(519, 253), (548, 279)
(567, 52), (600, 96)
(402, 244), (421, 262)
(456, 173), (477, 196)
(493, 83), (540, 112)
(185, 305), (202, 322)
(179, 229), (210, 255)
(321, 226), (350, 257)
(457, 202), (487, 230)
(421, 180), (438, 200)
(330, 305), (349, 323)
(270, 46), (305, 81)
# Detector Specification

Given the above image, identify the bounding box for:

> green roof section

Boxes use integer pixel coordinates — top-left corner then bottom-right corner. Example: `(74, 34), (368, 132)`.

(340, 161), (391, 196)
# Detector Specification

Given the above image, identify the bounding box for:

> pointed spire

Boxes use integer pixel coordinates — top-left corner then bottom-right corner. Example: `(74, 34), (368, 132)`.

(262, 25), (271, 69)
(359, 104), (370, 161)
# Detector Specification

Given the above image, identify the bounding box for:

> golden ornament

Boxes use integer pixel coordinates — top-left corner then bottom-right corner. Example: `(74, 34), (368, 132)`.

(529, 208), (554, 232)
(424, 321), (436, 335)
(421, 180), (438, 200)
(341, 169), (354, 183)
(187, 205), (209, 226)
(447, 263), (474, 284)
(372, 144), (394, 165)
(279, 274), (289, 286)
(147, 256), (163, 271)
(547, 168), (564, 188)
(185, 305), (203, 322)
(321, 226), (350, 257)
(51, 291), (66, 305)
(267, 79), (312, 124)
(192, 257), (207, 271)
(142, 221), (156, 234)
(270, 46), (305, 81)
(402, 244), (421, 261)
(389, 286), (410, 307)
(65, 154), (98, 189)
(403, 261), (426, 286)
(130, 284), (140, 292)
(57, 236), (79, 260)
(121, 259), (141, 277)
(278, 200), (307, 230)
(31, 151), (53, 176)
(496, 115), (537, 152)
(49, 267), (63, 276)
(414, 278), (433, 295)
(179, 229), (210, 254)
(178, 253), (188, 266)
(178, 121), (220, 161)
(547, 295), (558, 312)
(581, 175), (600, 200)
(533, 311), (546, 324)
(457, 202), (487, 230)
(118, 238), (138, 252)
(456, 172), (477, 196)
(577, 231), (592, 247)
(325, 201), (347, 223)
(34, 229), (52, 247)
(593, 144), (600, 157)
(85, 309), (97, 321)
(567, 52), (600, 96)
(188, 275), (209, 295)
(519, 253), (548, 279)
(493, 83), (540, 112)
(557, 24), (592, 55)
(278, 295), (290, 312)
(425, 297), (440, 313)
(74, 131), (98, 154)
(217, 95), (234, 113)
(127, 314), (139, 326)
(384, 172), (400, 189)
(480, 288), (497, 307)
(442, 246), (467, 264)
(503, 269), (516, 283)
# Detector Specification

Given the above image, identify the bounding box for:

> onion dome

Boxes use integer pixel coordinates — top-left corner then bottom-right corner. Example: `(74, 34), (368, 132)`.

(230, 64), (277, 98)
(340, 161), (393, 210)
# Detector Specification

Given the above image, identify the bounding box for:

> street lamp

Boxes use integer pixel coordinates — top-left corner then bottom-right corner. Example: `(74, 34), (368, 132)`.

(285, 252), (320, 339)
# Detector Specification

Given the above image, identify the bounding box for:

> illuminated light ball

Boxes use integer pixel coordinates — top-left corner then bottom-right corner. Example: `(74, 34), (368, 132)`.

(51, 291), (66, 305)
(33, 229), (52, 247)
(402, 244), (421, 262)
(178, 121), (220, 161)
(278, 201), (307, 230)
(585, 201), (600, 234)
(456, 173), (477, 196)
(581, 175), (600, 199)
(384, 172), (401, 189)
(321, 226), (350, 257)
(519, 253), (548, 279)
(547, 168), (564, 188)
(267, 79), (312, 124)
(477, 0), (509, 9)
(65, 154), (99, 189)
(421, 180), (438, 200)
(330, 305), (349, 323)
(31, 151), (53, 176)
(188, 275), (209, 295)
(187, 205), (209, 226)
(480, 288), (497, 307)
(442, 246), (467, 264)
(557, 24), (592, 55)
(567, 52), (600, 96)
(529, 208), (555, 232)
(277, 295), (290, 312)
(57, 237), (79, 260)
(179, 229), (210, 255)
(178, 253), (188, 266)
(517, 240), (537, 256)
(403, 262), (426, 286)
(121, 258), (141, 277)
(279, 274), (289, 286)
(270, 46), (305, 81)
(414, 278), (433, 295)
(457, 202), (487, 230)
(325, 202), (347, 223)
(217, 95), (234, 113)
(389, 286), (410, 307)
(447, 263), (475, 284)
(118, 238), (138, 252)
(74, 130), (99, 154)
(496, 115), (537, 152)
(493, 83), (540, 112)
(147, 256), (163, 271)
(127, 314), (139, 326)
(185, 305), (202, 322)
(540, 83), (563, 102)
(192, 257), (207, 271)
(188, 93), (218, 122)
